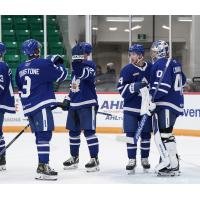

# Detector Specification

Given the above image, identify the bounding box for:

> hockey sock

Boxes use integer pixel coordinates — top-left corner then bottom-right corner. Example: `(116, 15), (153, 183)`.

(35, 131), (52, 164)
(84, 130), (99, 158)
(69, 131), (81, 157)
(140, 138), (150, 158)
(0, 133), (5, 156)
(126, 132), (137, 159)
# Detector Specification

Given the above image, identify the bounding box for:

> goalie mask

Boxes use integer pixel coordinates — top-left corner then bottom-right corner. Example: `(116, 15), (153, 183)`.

(151, 40), (169, 62)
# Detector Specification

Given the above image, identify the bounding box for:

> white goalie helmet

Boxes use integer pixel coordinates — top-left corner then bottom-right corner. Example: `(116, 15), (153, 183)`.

(151, 40), (169, 61)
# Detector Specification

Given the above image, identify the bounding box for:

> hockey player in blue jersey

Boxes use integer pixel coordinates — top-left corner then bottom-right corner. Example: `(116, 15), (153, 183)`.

(0, 42), (15, 171)
(16, 39), (68, 180)
(62, 42), (100, 172)
(149, 40), (186, 176)
(117, 44), (152, 174)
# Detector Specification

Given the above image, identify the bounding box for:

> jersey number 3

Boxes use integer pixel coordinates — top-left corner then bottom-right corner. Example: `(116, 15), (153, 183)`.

(21, 76), (31, 98)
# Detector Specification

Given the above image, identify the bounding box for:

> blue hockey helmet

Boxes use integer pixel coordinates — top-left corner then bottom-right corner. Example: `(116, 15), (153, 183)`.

(128, 44), (144, 56)
(71, 43), (84, 60)
(21, 39), (42, 56)
(80, 42), (92, 54)
(151, 40), (169, 59)
(0, 42), (6, 56)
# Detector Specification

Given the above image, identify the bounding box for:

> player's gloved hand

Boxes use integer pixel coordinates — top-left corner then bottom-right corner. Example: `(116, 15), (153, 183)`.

(147, 95), (156, 116)
(57, 99), (70, 111)
(47, 55), (64, 65)
(129, 82), (148, 93)
(148, 100), (156, 114)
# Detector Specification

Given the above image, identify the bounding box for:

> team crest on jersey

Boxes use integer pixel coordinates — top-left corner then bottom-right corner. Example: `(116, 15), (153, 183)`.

(142, 77), (148, 83)
(71, 76), (80, 93)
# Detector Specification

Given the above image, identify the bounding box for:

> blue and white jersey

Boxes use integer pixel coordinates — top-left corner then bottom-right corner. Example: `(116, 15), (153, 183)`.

(16, 58), (68, 116)
(150, 57), (186, 116)
(117, 62), (152, 115)
(67, 60), (98, 109)
(0, 61), (15, 113)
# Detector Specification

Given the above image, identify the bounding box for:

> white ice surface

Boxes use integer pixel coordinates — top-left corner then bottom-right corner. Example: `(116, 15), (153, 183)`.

(1, 133), (200, 184)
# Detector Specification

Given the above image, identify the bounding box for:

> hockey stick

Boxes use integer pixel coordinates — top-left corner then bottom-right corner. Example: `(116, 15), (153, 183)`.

(97, 111), (113, 117)
(0, 123), (30, 157)
(0, 104), (60, 157)
(116, 58), (171, 144)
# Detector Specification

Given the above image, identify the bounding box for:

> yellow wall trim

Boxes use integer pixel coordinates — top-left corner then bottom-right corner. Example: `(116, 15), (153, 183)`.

(3, 126), (200, 137)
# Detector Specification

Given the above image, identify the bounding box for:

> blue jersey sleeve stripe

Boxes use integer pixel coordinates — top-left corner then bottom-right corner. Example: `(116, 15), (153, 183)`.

(152, 87), (168, 94)
(154, 82), (171, 88)
(152, 83), (171, 92)
(0, 105), (15, 111)
(121, 84), (129, 97)
(78, 67), (86, 79)
(83, 68), (90, 79)
(56, 67), (65, 82)
(78, 67), (92, 80)
(8, 69), (12, 76)
(0, 84), (4, 90)
(62, 71), (68, 81)
(117, 86), (124, 90)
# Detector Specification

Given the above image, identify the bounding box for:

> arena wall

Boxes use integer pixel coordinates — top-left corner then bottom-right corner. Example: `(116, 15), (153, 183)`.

(3, 93), (200, 136)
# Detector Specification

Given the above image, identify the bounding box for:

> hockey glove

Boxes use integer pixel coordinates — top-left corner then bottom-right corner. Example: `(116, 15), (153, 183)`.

(129, 82), (148, 93)
(47, 55), (64, 65)
(148, 100), (156, 115)
(57, 99), (70, 111)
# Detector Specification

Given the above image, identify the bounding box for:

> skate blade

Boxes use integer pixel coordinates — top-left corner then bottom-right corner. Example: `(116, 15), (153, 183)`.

(63, 164), (78, 170)
(35, 173), (57, 181)
(0, 165), (6, 171)
(86, 166), (100, 172)
(156, 171), (181, 177)
(127, 169), (136, 175)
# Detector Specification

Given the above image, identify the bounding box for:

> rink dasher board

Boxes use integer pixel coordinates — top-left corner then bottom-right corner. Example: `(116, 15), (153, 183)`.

(2, 93), (200, 136)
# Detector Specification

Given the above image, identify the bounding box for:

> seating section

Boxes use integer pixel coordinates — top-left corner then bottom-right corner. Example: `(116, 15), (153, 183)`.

(1, 15), (69, 90)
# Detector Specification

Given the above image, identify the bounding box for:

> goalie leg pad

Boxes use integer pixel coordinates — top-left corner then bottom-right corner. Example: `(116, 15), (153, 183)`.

(152, 114), (170, 172)
(161, 133), (179, 169)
